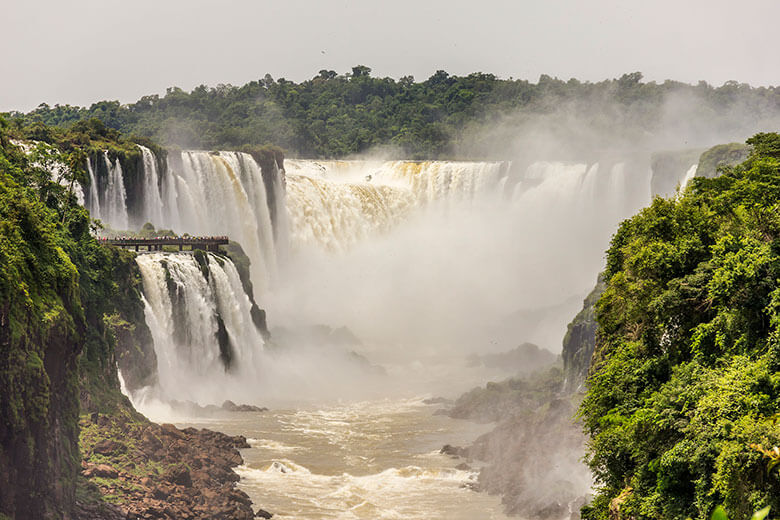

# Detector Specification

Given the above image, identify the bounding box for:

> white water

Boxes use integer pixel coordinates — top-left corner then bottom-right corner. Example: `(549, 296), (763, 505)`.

(268, 159), (658, 357)
(680, 163), (699, 191)
(283, 160), (507, 252)
(116, 154), (704, 519)
(138, 145), (164, 226)
(102, 151), (129, 230)
(85, 158), (101, 220)
(153, 151), (283, 295)
(134, 252), (266, 405)
(173, 399), (513, 520)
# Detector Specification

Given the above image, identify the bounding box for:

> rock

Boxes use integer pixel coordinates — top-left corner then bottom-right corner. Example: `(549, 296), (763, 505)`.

(93, 439), (124, 455)
(440, 444), (467, 458)
(422, 397), (452, 405)
(152, 486), (170, 500)
(255, 508), (274, 518)
(455, 462), (472, 471)
(81, 414), (257, 520)
(83, 464), (119, 479)
(160, 423), (186, 439)
(562, 277), (605, 393)
(222, 400), (268, 412)
(164, 465), (193, 487)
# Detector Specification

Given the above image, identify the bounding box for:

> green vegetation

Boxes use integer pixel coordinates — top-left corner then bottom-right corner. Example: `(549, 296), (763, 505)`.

(0, 117), (150, 518)
(711, 505), (770, 520)
(78, 411), (159, 504)
(449, 365), (565, 423)
(696, 143), (750, 179)
(581, 133), (780, 519)
(8, 68), (780, 158)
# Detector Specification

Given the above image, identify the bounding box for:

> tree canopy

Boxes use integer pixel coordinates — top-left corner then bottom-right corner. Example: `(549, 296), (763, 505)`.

(8, 69), (780, 159)
(581, 133), (780, 519)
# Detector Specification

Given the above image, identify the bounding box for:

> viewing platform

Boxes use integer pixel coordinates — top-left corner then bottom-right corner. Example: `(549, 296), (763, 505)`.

(102, 236), (229, 252)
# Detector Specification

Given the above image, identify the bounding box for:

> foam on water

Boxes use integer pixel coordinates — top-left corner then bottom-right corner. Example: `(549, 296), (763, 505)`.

(180, 398), (512, 520)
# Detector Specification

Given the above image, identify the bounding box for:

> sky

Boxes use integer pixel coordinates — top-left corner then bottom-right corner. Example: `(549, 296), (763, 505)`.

(2, 0), (779, 112)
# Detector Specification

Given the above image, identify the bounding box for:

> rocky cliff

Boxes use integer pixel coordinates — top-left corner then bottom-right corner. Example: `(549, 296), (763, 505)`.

(561, 277), (605, 393)
(0, 130), (144, 518)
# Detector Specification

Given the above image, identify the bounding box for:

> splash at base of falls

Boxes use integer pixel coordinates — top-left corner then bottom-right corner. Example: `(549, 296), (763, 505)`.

(134, 252), (267, 406)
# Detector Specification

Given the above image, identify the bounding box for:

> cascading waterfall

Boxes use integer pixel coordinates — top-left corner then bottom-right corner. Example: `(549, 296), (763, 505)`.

(138, 145), (164, 226)
(86, 149), (697, 300)
(98, 150), (701, 402)
(102, 151), (129, 230)
(111, 150), (707, 519)
(85, 157), (101, 220)
(266, 158), (674, 359)
(680, 164), (699, 191)
(135, 252), (266, 404)
(115, 150), (285, 296)
(512, 161), (648, 232)
(284, 174), (415, 252)
(283, 160), (508, 252)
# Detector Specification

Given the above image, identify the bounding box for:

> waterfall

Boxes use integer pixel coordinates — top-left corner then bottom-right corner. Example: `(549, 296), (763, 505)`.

(680, 164), (698, 191)
(113, 152), (713, 407)
(138, 145), (164, 226)
(102, 151), (129, 230)
(162, 151), (280, 294)
(85, 157), (101, 220)
(135, 252), (266, 403)
(283, 160), (507, 252)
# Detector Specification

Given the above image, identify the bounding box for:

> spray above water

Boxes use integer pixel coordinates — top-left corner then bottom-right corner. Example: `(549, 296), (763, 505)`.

(94, 148), (700, 519)
(99, 152), (699, 405)
(135, 252), (266, 405)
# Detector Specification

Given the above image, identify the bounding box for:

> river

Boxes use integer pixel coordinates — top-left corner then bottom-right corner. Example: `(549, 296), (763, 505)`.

(166, 398), (513, 519)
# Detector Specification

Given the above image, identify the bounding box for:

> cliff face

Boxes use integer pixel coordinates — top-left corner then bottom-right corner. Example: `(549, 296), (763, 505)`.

(695, 142), (749, 178)
(0, 130), (151, 519)
(445, 368), (591, 520)
(650, 149), (703, 197)
(561, 277), (605, 393)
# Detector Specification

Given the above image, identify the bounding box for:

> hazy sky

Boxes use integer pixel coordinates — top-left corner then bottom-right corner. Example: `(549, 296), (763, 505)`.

(3, 0), (779, 112)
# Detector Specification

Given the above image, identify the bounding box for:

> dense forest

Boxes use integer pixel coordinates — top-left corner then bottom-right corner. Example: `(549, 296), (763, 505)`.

(8, 67), (780, 158)
(581, 133), (780, 519)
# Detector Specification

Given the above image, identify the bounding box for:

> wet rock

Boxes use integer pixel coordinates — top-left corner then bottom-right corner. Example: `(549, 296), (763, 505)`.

(440, 444), (468, 458)
(422, 397), (452, 405)
(222, 400), (268, 412)
(255, 508), (274, 518)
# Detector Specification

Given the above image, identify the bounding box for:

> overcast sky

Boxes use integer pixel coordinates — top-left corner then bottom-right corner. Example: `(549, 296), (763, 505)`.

(2, 0), (779, 112)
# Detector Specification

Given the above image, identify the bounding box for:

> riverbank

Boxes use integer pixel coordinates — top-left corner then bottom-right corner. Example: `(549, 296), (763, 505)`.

(75, 408), (265, 519)
(441, 367), (591, 519)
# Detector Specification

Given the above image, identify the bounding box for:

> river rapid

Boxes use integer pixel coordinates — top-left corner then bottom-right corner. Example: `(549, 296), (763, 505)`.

(166, 398), (514, 519)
